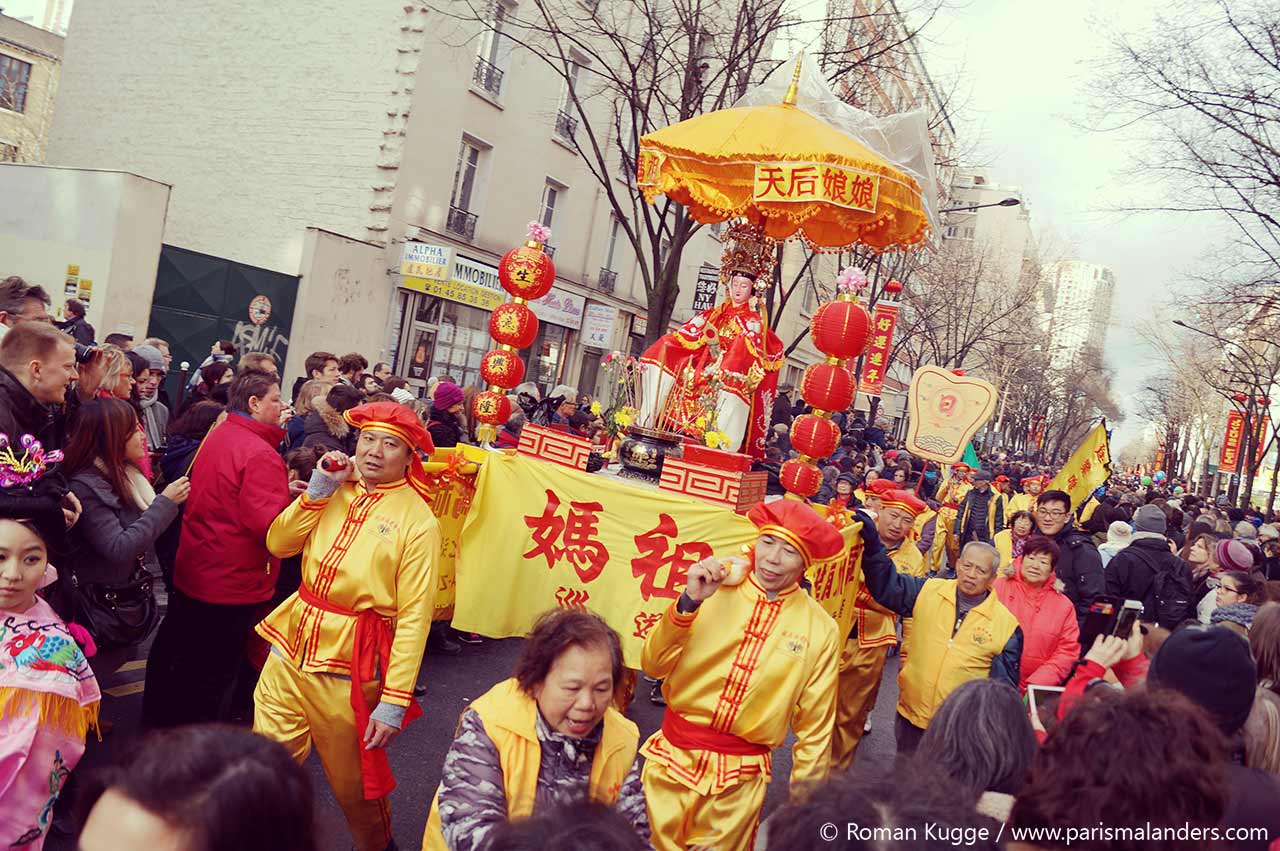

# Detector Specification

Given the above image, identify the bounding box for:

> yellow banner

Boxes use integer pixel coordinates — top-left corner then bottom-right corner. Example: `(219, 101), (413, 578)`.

(452, 453), (864, 666)
(422, 446), (486, 621)
(1049, 422), (1112, 515)
(753, 162), (881, 212)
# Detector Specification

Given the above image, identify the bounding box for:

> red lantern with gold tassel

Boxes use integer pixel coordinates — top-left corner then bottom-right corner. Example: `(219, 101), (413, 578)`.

(490, 302), (539, 349)
(791, 414), (840, 460)
(472, 390), (512, 426)
(498, 242), (556, 301)
(480, 348), (526, 389)
(801, 362), (856, 413)
(780, 459), (823, 497)
(810, 298), (872, 359)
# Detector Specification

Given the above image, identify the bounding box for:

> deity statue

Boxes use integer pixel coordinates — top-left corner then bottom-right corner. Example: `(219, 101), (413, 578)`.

(636, 225), (784, 457)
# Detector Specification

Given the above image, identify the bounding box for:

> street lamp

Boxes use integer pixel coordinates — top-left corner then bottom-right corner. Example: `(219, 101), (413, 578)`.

(939, 197), (1022, 214)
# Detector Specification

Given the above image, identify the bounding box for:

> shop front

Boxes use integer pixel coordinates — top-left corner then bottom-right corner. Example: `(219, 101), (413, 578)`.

(391, 241), (585, 397)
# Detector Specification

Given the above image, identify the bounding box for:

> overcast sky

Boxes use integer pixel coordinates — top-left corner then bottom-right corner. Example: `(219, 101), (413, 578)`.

(7, 0), (1230, 450)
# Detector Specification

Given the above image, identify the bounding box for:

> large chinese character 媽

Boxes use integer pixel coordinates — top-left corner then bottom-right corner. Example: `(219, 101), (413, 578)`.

(522, 489), (610, 583)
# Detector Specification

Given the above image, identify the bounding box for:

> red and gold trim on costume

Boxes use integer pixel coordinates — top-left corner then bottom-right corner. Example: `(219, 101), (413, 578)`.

(755, 524), (814, 567)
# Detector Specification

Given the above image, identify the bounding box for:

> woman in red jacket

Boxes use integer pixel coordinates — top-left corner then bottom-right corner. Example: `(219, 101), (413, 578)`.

(994, 535), (1080, 692)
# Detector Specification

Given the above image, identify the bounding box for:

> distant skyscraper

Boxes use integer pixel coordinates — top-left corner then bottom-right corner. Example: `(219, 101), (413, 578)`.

(1042, 260), (1115, 370)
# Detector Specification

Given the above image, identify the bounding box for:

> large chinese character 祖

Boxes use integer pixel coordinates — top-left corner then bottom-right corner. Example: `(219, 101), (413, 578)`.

(523, 489), (611, 583)
(631, 514), (713, 602)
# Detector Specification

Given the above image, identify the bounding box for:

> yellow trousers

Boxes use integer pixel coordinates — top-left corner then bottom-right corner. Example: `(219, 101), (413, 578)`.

(930, 508), (959, 573)
(643, 759), (767, 851)
(254, 653), (393, 851)
(831, 637), (888, 773)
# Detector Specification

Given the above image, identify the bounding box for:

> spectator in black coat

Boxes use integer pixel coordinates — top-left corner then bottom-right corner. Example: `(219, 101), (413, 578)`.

(427, 381), (468, 448)
(1032, 489), (1105, 623)
(1105, 504), (1196, 628)
(59, 298), (95, 346)
(300, 383), (362, 454)
(771, 383), (795, 429)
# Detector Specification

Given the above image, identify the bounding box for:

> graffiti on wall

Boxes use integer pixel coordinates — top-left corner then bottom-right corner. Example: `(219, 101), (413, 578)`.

(232, 321), (290, 363)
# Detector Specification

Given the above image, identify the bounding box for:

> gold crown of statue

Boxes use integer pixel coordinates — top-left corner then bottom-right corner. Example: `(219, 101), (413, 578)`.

(719, 222), (775, 292)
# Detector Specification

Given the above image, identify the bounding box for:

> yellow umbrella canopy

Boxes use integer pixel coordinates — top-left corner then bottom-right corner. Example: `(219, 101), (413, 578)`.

(637, 87), (931, 252)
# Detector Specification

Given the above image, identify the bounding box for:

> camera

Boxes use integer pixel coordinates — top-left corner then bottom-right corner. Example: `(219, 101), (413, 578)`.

(74, 343), (96, 364)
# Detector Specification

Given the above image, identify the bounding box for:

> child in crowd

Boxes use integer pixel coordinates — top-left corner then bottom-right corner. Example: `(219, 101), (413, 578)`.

(0, 435), (101, 849)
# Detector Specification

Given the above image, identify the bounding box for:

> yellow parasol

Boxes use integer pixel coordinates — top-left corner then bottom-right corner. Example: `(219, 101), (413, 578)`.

(637, 62), (932, 252)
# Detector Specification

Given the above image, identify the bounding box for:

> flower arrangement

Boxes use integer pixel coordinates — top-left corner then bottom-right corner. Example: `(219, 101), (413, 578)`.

(596, 351), (642, 441)
(527, 221), (552, 245)
(835, 266), (869, 295)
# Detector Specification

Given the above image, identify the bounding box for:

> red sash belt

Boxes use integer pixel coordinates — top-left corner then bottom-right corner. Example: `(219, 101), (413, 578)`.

(297, 585), (423, 800)
(942, 503), (959, 510)
(661, 710), (769, 756)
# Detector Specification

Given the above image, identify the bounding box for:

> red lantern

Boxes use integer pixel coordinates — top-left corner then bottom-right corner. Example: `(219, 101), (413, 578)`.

(811, 299), (872, 359)
(1260, 397), (1271, 406)
(801, 362), (855, 413)
(1233, 392), (1249, 403)
(499, 243), (556, 301)
(790, 414), (839, 459)
(489, 302), (539, 349)
(480, 348), (526, 389)
(883, 279), (904, 295)
(780, 459), (822, 497)
(472, 390), (512, 426)
(951, 369), (966, 377)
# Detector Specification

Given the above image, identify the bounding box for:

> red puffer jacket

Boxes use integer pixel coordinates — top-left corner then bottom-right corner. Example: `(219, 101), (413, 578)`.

(994, 558), (1081, 691)
(174, 413), (291, 605)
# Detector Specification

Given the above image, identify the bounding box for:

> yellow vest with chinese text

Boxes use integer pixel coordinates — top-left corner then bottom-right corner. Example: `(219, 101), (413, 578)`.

(897, 580), (1019, 729)
(423, 677), (638, 851)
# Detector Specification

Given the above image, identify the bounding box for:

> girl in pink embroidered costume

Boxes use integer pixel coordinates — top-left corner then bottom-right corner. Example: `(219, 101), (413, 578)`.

(0, 433), (101, 849)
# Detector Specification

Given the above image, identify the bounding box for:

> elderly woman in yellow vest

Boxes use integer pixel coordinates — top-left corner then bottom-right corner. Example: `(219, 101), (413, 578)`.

(832, 488), (928, 771)
(423, 610), (647, 851)
(641, 499), (844, 851)
(993, 510), (1035, 569)
(860, 534), (1022, 756)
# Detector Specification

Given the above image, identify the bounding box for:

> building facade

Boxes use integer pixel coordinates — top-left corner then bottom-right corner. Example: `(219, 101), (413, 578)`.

(1042, 259), (1115, 370)
(0, 10), (62, 163)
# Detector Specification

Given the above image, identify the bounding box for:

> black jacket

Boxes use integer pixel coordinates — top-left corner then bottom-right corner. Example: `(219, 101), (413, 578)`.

(1104, 534), (1193, 627)
(427, 408), (466, 449)
(1050, 526), (1106, 622)
(0, 366), (68, 449)
(301, 399), (356, 454)
(60, 316), (95, 346)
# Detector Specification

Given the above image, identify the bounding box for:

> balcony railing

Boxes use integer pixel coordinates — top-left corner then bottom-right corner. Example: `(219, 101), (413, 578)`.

(543, 244), (557, 259)
(555, 110), (578, 141)
(598, 268), (617, 293)
(472, 56), (504, 96)
(446, 206), (479, 240)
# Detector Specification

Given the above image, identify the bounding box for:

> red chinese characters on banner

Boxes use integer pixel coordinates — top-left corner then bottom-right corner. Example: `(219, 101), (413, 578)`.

(1220, 411), (1245, 473)
(1255, 416), (1269, 468)
(753, 162), (882, 212)
(523, 489), (610, 583)
(859, 302), (899, 396)
(631, 514), (714, 602)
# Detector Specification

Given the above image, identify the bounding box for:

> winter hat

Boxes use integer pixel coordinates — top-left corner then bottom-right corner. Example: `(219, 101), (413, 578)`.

(1133, 504), (1167, 535)
(1106, 521), (1133, 547)
(1216, 539), (1254, 573)
(1259, 524), (1280, 543)
(1149, 624), (1257, 735)
(973, 470), (993, 482)
(1235, 521), (1259, 541)
(390, 387), (416, 406)
(1211, 602), (1259, 630)
(131, 344), (166, 373)
(432, 381), (465, 410)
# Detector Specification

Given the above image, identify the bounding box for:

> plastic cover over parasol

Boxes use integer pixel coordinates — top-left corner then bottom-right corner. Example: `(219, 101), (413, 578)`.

(637, 54), (940, 252)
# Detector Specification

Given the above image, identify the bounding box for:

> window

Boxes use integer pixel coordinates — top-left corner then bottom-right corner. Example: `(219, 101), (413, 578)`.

(0, 54), (32, 114)
(617, 108), (636, 174)
(540, 181), (562, 229)
(556, 57), (584, 140)
(473, 2), (509, 96)
(0, 143), (17, 162)
(604, 216), (621, 271)
(448, 138), (485, 239)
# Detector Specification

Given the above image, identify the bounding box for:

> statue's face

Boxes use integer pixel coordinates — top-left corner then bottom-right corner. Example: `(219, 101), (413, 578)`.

(728, 274), (754, 306)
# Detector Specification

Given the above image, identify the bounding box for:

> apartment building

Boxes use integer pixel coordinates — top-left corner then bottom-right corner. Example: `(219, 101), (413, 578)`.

(0, 9), (62, 162)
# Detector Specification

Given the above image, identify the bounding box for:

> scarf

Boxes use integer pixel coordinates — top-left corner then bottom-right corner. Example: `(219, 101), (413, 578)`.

(1010, 532), (1030, 560)
(0, 566), (101, 738)
(95, 459), (156, 512)
(139, 393), (165, 448)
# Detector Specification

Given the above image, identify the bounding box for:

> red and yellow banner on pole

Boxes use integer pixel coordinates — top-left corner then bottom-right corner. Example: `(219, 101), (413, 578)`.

(1220, 411), (1245, 473)
(451, 453), (865, 666)
(859, 302), (899, 396)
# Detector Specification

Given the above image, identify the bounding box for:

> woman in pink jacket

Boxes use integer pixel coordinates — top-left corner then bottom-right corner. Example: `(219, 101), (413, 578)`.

(994, 535), (1081, 692)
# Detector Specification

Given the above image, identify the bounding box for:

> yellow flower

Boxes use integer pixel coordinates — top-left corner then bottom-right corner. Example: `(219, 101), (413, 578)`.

(694, 415), (707, 429)
(590, 401), (602, 415)
(615, 411), (634, 428)
(705, 430), (728, 449)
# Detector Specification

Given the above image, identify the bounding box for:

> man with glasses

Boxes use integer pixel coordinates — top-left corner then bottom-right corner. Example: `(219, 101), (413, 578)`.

(1034, 489), (1105, 623)
(860, 516), (1022, 756)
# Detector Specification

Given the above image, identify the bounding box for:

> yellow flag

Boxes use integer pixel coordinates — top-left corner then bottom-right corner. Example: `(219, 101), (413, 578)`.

(452, 453), (865, 666)
(1049, 422), (1112, 515)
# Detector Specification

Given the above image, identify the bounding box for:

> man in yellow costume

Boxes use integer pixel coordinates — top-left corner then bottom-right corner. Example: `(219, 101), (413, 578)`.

(254, 401), (441, 851)
(831, 488), (928, 770)
(860, 532), (1022, 755)
(1006, 473), (1046, 523)
(929, 462), (972, 572)
(641, 499), (845, 851)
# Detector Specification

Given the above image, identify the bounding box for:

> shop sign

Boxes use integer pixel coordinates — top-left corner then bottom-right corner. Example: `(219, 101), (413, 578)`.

(631, 313), (649, 337)
(693, 264), (720, 312)
(401, 241), (455, 283)
(404, 255), (506, 310)
(530, 287), (586, 330)
(582, 303), (618, 349)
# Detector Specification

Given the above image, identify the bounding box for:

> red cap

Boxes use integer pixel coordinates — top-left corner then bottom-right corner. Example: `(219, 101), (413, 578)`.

(343, 401), (436, 503)
(995, 475), (1010, 483)
(951, 462), (971, 472)
(880, 489), (927, 518)
(1021, 474), (1047, 485)
(747, 499), (845, 567)
(866, 478), (896, 496)
(884, 450), (899, 460)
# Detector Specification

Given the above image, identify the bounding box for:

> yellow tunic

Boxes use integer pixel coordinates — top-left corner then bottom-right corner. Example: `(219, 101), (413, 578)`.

(257, 480), (441, 709)
(1006, 492), (1035, 523)
(640, 574), (839, 796)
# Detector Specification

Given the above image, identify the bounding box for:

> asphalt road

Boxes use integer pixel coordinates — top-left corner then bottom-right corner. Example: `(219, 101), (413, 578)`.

(52, 634), (903, 851)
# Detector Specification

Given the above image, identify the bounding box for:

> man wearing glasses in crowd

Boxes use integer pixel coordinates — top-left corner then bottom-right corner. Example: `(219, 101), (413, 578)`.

(1032, 489), (1105, 624)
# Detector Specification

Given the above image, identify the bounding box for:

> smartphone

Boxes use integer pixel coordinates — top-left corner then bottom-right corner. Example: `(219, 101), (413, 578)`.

(1078, 596), (1143, 657)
